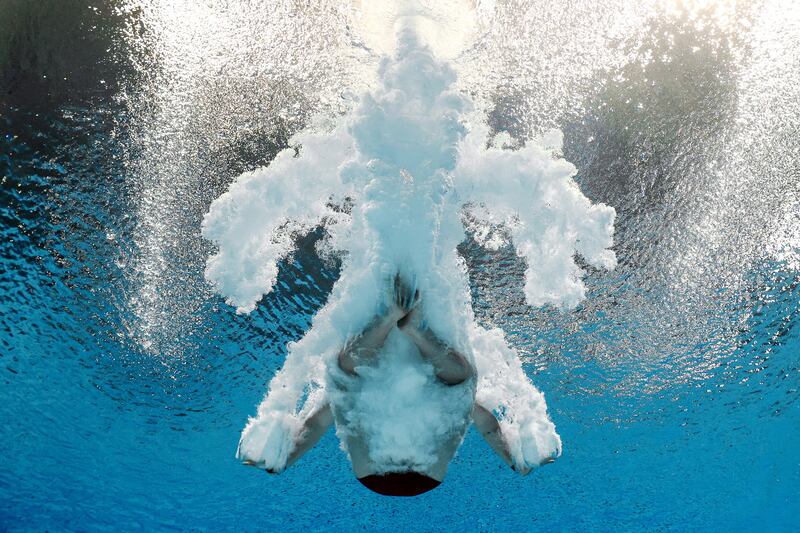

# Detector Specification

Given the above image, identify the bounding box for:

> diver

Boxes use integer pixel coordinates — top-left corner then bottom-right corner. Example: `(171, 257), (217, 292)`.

(242, 274), (555, 497)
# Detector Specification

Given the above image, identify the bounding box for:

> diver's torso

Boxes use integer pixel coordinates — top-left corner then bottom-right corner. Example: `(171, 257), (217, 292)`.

(326, 327), (476, 480)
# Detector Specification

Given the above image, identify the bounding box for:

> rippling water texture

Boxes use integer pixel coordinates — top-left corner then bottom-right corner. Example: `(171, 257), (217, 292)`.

(1, 0), (799, 530)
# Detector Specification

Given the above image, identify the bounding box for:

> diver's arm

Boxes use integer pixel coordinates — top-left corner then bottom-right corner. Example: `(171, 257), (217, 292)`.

(398, 310), (474, 385)
(285, 403), (334, 469)
(337, 310), (403, 375)
(472, 403), (530, 475)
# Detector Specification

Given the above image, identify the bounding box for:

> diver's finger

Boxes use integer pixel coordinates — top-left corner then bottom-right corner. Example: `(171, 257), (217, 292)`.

(396, 275), (406, 307)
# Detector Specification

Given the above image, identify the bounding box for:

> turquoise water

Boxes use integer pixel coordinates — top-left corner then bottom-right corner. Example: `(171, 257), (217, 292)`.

(2, 103), (798, 531)
(2, 1), (799, 530)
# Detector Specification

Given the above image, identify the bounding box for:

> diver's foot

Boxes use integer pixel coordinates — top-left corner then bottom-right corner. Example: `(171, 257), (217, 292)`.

(539, 454), (557, 466)
(242, 459), (278, 474)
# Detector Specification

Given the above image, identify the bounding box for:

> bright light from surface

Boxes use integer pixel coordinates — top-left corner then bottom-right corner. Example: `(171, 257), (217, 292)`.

(350, 0), (496, 58)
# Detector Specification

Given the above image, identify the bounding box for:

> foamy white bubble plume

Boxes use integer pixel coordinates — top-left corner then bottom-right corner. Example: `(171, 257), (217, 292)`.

(202, 29), (616, 473)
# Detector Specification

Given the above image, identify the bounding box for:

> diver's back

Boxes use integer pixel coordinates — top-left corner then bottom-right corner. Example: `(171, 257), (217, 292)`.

(326, 327), (476, 481)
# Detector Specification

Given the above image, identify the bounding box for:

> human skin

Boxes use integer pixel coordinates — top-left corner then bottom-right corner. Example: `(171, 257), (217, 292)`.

(246, 275), (541, 478)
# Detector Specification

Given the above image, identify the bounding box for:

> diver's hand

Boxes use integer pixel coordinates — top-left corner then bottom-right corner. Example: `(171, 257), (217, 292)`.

(392, 273), (419, 316)
(397, 305), (423, 332)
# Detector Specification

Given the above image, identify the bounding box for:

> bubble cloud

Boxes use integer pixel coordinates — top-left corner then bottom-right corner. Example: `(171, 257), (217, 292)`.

(202, 29), (616, 473)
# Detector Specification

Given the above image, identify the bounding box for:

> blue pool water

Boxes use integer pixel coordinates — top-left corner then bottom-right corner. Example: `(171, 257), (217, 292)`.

(2, 1), (800, 531)
(1, 102), (798, 531)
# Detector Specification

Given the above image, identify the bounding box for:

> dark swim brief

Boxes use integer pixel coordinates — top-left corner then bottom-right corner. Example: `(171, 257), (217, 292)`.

(357, 472), (441, 497)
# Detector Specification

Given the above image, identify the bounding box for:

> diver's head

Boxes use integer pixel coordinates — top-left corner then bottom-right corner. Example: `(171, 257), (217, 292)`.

(357, 472), (441, 497)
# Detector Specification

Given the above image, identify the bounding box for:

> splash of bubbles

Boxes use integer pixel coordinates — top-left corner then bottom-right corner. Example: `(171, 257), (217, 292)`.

(203, 29), (616, 472)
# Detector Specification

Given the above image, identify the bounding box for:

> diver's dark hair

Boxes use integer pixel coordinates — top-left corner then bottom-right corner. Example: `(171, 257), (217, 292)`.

(357, 472), (441, 497)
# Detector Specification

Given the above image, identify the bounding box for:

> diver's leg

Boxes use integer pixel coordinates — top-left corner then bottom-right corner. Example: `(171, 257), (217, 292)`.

(398, 306), (474, 385)
(471, 403), (514, 470)
(338, 274), (415, 375)
(285, 403), (334, 469)
(472, 403), (557, 475)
